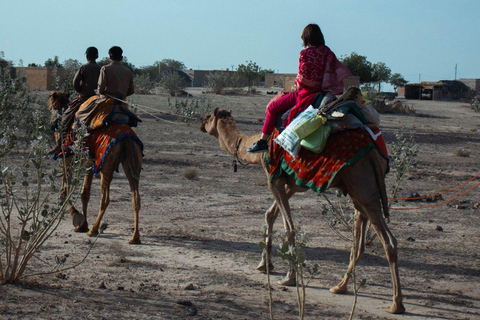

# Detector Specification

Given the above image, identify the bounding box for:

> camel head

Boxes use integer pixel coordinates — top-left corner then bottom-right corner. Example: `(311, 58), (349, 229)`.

(48, 91), (70, 112)
(200, 107), (233, 138)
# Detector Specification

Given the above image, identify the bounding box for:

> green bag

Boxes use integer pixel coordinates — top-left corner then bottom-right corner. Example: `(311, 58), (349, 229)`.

(300, 122), (331, 153)
(293, 114), (327, 139)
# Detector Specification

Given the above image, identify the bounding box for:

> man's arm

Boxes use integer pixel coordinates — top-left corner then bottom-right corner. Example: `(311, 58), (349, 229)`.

(98, 67), (106, 94)
(73, 67), (83, 93)
(126, 74), (135, 96)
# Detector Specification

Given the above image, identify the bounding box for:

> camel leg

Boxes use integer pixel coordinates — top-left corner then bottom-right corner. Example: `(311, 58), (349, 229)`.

(257, 187), (297, 273)
(87, 169), (112, 238)
(58, 156), (87, 231)
(330, 209), (368, 294)
(370, 217), (405, 314)
(256, 201), (279, 272)
(268, 178), (296, 286)
(122, 159), (141, 245)
(73, 170), (93, 232)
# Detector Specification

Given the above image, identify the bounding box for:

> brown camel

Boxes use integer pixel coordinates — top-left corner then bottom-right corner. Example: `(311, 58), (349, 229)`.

(200, 107), (405, 314)
(48, 92), (143, 244)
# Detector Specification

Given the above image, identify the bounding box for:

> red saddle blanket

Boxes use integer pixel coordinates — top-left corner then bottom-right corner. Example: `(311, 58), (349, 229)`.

(265, 127), (388, 193)
(54, 122), (143, 174)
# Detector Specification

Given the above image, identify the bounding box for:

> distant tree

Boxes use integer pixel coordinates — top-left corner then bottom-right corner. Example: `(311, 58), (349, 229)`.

(389, 73), (408, 92)
(136, 65), (159, 81)
(61, 59), (82, 96)
(237, 61), (260, 91)
(372, 62), (391, 92)
(159, 72), (186, 96)
(98, 56), (136, 73)
(27, 63), (40, 67)
(155, 59), (186, 74)
(44, 56), (63, 68)
(341, 52), (374, 84)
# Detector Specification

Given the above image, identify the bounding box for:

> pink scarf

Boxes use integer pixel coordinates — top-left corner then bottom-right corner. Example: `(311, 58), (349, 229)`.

(287, 46), (351, 124)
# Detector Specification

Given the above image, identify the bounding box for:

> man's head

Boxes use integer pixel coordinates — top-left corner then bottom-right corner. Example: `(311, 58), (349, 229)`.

(108, 46), (123, 61)
(85, 46), (98, 61)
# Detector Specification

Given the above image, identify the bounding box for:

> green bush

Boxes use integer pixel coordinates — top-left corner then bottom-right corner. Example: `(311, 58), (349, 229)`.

(1, 61), (87, 284)
(134, 74), (155, 94)
(159, 72), (186, 96)
(471, 96), (480, 112)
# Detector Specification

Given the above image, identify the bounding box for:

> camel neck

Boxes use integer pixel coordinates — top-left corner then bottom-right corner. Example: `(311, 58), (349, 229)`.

(217, 121), (263, 165)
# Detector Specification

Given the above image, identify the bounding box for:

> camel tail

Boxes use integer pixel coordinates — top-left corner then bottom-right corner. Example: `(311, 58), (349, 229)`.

(372, 151), (389, 219)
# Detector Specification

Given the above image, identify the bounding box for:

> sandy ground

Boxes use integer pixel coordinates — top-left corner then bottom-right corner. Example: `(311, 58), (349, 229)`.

(1, 88), (479, 320)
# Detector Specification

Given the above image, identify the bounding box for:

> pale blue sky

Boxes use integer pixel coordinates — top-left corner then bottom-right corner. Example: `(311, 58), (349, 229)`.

(1, 0), (479, 85)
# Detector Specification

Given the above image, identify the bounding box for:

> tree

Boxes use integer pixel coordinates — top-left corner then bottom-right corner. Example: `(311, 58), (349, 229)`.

(98, 56), (136, 73)
(341, 52), (374, 84)
(155, 59), (186, 74)
(372, 62), (391, 92)
(159, 72), (186, 96)
(237, 60), (260, 91)
(44, 56), (63, 68)
(389, 73), (408, 92)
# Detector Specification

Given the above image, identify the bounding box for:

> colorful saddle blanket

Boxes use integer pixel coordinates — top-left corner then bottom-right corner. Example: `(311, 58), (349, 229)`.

(76, 95), (140, 130)
(54, 122), (143, 174)
(265, 127), (388, 193)
(86, 122), (143, 173)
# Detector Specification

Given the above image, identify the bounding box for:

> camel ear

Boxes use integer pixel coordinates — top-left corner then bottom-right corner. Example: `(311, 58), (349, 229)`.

(51, 92), (57, 99)
(213, 107), (219, 116)
(228, 109), (232, 115)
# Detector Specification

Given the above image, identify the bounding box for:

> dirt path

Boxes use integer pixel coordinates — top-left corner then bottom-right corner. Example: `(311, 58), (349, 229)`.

(1, 89), (479, 319)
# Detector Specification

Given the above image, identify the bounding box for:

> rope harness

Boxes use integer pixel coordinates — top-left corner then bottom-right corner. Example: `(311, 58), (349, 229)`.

(233, 137), (249, 172)
(389, 171), (480, 210)
(104, 94), (198, 125)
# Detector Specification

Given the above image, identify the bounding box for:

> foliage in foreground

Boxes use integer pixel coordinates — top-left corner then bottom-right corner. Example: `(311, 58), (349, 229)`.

(0, 61), (87, 284)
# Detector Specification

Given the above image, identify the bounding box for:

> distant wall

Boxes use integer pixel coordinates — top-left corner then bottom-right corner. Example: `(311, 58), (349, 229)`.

(265, 73), (296, 88)
(183, 70), (251, 87)
(282, 75), (360, 93)
(15, 67), (65, 90)
(458, 78), (480, 96)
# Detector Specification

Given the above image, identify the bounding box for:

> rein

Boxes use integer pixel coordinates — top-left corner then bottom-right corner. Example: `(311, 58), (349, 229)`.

(233, 137), (249, 172)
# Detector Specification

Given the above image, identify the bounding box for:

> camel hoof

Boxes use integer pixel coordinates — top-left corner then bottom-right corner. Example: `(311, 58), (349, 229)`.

(330, 285), (348, 294)
(71, 211), (85, 228)
(256, 263), (274, 273)
(386, 302), (406, 314)
(87, 230), (98, 237)
(128, 238), (141, 245)
(277, 277), (296, 286)
(74, 224), (89, 233)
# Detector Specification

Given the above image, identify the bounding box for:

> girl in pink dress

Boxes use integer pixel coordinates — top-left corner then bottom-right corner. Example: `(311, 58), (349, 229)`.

(247, 24), (351, 153)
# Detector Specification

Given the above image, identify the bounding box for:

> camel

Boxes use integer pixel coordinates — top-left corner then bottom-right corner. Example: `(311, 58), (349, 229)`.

(48, 92), (143, 244)
(200, 107), (405, 314)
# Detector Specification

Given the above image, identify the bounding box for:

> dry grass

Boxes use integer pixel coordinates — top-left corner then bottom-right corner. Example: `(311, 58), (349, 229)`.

(372, 99), (416, 114)
(183, 167), (199, 180)
(454, 147), (471, 157)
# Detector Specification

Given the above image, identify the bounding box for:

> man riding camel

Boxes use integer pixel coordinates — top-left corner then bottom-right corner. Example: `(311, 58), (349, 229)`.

(75, 46), (138, 130)
(48, 46), (101, 154)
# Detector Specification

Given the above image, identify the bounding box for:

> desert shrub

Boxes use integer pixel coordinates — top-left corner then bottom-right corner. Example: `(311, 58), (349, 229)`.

(159, 72), (186, 96)
(371, 99), (415, 114)
(183, 167), (198, 180)
(455, 147), (470, 157)
(206, 72), (243, 94)
(0, 63), (89, 284)
(168, 97), (211, 123)
(471, 96), (480, 112)
(134, 74), (155, 94)
(206, 73), (228, 94)
(0, 60), (36, 145)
